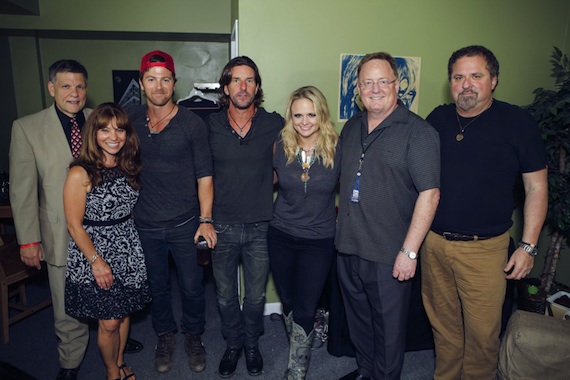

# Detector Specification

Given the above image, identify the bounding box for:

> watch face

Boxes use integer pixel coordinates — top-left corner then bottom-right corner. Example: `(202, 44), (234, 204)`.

(408, 251), (417, 259)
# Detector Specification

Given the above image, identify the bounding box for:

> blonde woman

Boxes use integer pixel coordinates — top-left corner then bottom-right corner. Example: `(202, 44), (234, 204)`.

(268, 86), (340, 379)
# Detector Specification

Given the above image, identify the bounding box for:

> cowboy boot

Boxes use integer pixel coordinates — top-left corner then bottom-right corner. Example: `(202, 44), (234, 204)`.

(283, 311), (293, 339)
(283, 321), (315, 380)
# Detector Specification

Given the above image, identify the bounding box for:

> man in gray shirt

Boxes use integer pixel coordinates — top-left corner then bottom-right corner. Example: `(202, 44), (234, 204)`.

(335, 52), (440, 380)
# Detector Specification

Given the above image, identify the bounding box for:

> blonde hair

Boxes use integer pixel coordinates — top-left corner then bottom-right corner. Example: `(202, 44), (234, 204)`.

(280, 86), (338, 168)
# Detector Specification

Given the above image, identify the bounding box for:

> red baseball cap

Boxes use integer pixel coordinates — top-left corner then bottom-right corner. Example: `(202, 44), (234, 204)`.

(140, 50), (175, 77)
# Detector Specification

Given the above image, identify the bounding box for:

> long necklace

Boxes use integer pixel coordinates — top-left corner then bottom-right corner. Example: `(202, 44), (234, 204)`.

(296, 144), (318, 195)
(228, 110), (254, 137)
(455, 101), (492, 142)
(146, 104), (176, 133)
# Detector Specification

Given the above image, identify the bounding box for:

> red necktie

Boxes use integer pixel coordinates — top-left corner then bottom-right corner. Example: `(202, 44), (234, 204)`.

(70, 118), (81, 158)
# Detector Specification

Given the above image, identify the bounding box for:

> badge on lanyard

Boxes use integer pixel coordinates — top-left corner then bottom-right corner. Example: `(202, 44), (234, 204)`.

(350, 154), (364, 203)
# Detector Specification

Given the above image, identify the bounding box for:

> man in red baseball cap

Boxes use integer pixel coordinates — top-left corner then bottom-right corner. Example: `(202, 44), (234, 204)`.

(139, 50), (176, 78)
(129, 50), (217, 374)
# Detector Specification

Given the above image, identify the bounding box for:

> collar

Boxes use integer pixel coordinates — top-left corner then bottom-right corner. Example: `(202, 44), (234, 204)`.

(363, 99), (410, 133)
(54, 105), (86, 127)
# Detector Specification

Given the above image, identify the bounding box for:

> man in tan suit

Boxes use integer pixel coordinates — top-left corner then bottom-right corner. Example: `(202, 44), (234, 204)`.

(9, 59), (92, 380)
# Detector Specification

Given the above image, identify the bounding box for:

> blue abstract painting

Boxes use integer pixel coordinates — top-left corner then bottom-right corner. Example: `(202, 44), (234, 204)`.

(339, 54), (421, 121)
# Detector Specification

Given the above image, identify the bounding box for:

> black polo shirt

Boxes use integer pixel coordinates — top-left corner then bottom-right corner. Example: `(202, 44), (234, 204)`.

(335, 102), (440, 264)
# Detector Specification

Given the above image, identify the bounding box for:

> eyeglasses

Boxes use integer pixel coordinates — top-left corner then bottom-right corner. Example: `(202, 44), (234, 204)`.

(359, 78), (397, 89)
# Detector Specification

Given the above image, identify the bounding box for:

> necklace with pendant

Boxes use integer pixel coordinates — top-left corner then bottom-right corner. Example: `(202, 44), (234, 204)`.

(146, 104), (176, 134)
(455, 101), (492, 142)
(228, 110), (254, 137)
(296, 144), (317, 195)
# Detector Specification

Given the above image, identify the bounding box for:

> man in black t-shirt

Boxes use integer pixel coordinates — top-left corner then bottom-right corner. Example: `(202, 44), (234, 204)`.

(421, 45), (548, 380)
(207, 56), (283, 378)
(131, 50), (216, 375)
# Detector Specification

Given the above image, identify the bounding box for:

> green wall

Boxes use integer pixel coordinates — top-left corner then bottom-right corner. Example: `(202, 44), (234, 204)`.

(237, 0), (569, 120)
(0, 0), (232, 34)
(237, 0), (570, 286)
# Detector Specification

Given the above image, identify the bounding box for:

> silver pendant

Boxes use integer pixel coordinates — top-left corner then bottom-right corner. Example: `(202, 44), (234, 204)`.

(456, 133), (464, 142)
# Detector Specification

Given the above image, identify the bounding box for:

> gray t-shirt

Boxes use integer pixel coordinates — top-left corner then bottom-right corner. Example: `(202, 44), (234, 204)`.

(270, 139), (341, 239)
(130, 105), (213, 229)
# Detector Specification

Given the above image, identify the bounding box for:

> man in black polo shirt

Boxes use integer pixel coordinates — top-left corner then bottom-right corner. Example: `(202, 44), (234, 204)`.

(335, 52), (440, 380)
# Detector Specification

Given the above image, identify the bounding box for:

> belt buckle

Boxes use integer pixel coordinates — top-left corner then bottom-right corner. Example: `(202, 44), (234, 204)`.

(442, 232), (456, 241)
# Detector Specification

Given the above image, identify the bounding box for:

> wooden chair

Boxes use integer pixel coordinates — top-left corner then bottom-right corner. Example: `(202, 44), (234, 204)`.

(0, 235), (52, 343)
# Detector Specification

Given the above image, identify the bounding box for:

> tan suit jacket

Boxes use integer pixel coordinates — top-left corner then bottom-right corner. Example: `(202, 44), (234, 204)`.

(9, 104), (92, 267)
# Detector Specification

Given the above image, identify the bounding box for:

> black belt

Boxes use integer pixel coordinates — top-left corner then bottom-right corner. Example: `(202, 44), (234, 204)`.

(83, 213), (132, 226)
(432, 229), (496, 241)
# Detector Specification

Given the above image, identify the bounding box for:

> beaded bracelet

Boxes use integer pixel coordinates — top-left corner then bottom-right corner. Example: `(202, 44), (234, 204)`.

(89, 253), (100, 264)
(199, 216), (214, 224)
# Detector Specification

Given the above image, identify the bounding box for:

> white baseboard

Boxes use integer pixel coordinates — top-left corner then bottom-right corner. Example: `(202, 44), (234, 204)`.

(263, 302), (282, 316)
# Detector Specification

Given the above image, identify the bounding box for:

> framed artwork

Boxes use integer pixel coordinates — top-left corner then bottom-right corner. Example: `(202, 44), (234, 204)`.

(113, 70), (141, 110)
(339, 54), (421, 122)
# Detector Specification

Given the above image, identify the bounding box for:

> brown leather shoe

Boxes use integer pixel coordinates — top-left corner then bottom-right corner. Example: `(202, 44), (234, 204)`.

(154, 332), (176, 373)
(185, 333), (206, 372)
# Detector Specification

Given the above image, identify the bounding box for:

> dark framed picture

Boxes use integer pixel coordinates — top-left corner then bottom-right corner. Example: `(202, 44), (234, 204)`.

(113, 70), (141, 110)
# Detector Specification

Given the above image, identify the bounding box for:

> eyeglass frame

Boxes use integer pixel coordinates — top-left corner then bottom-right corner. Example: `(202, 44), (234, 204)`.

(358, 78), (398, 90)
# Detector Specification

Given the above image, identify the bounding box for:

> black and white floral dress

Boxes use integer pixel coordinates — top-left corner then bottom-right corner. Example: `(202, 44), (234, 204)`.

(65, 166), (151, 320)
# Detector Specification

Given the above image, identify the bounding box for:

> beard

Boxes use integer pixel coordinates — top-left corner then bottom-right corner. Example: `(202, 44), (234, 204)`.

(230, 92), (255, 110)
(456, 90), (478, 111)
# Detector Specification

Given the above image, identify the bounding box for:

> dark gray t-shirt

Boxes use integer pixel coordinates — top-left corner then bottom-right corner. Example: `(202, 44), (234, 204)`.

(270, 139), (341, 239)
(335, 103), (440, 264)
(208, 107), (283, 224)
(130, 105), (213, 229)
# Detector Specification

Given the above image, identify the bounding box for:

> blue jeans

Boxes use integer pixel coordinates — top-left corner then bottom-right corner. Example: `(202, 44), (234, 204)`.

(212, 222), (269, 348)
(137, 218), (205, 336)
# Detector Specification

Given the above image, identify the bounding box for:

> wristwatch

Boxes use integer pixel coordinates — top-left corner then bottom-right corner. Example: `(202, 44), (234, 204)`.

(400, 247), (417, 260)
(519, 240), (538, 256)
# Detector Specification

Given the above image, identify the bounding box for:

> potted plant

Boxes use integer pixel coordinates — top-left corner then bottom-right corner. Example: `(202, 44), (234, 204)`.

(525, 46), (570, 297)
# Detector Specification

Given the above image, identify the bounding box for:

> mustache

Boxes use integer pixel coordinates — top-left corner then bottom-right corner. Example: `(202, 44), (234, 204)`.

(459, 89), (478, 96)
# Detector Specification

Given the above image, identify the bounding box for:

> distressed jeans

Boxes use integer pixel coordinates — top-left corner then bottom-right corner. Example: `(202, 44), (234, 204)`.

(212, 222), (269, 348)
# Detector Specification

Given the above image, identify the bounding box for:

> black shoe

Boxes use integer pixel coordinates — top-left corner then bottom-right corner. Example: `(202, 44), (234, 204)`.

(219, 347), (242, 378)
(124, 337), (144, 353)
(244, 345), (263, 376)
(55, 368), (78, 380)
(339, 369), (370, 380)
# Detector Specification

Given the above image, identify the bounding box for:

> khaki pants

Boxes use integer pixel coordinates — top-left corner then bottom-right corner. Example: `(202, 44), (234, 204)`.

(47, 263), (89, 368)
(421, 231), (509, 380)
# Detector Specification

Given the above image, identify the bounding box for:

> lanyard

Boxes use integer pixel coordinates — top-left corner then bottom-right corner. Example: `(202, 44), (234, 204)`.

(350, 122), (386, 203)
